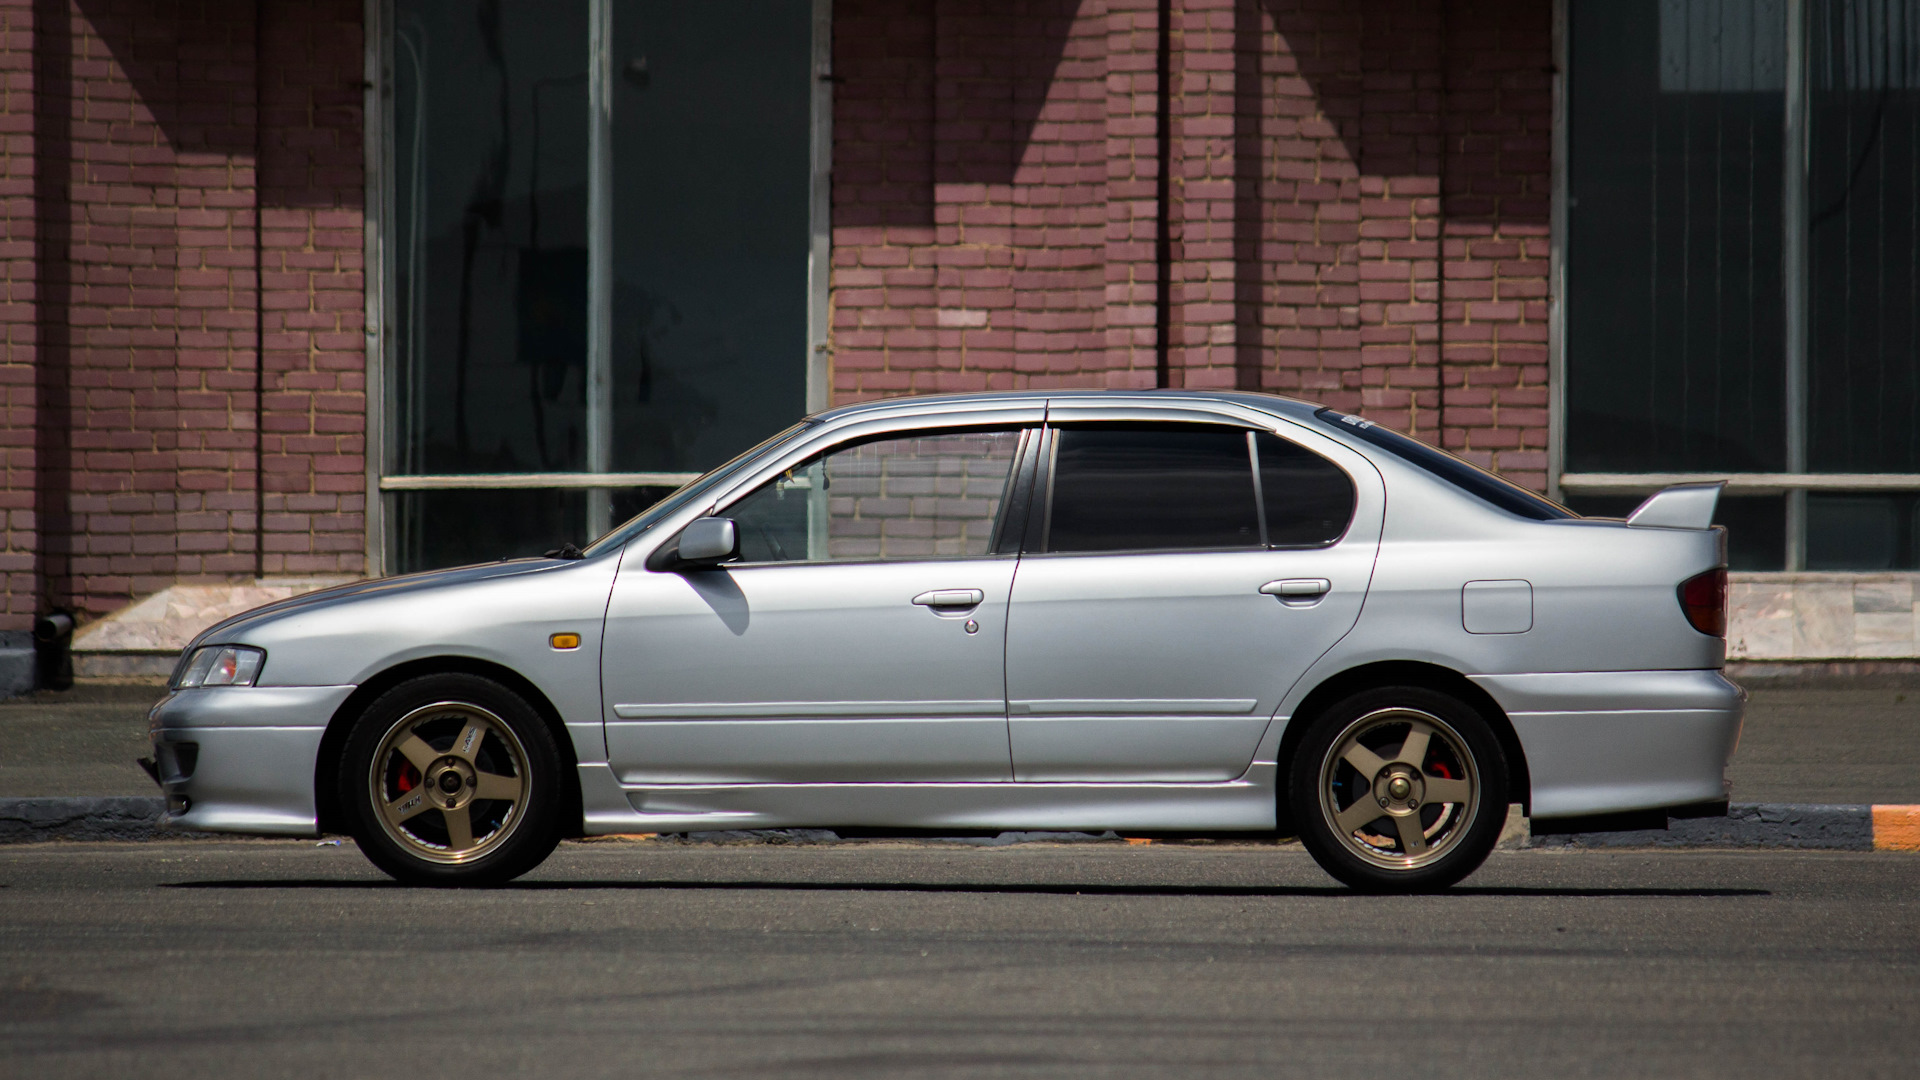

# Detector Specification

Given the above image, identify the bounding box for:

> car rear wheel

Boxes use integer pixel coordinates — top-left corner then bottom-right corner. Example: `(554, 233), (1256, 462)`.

(1288, 686), (1509, 892)
(340, 673), (564, 886)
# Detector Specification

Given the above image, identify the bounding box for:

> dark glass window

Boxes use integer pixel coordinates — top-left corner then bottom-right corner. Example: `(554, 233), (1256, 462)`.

(393, 487), (675, 571)
(392, 0), (592, 476)
(387, 2), (817, 574)
(1807, 492), (1920, 569)
(1566, 0), (1788, 472)
(1315, 410), (1575, 522)
(1044, 425), (1260, 553)
(1807, 0), (1920, 472)
(609, 1), (813, 473)
(1254, 433), (1355, 546)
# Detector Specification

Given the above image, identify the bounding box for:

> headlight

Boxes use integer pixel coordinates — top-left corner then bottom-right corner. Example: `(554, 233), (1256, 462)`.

(174, 645), (266, 689)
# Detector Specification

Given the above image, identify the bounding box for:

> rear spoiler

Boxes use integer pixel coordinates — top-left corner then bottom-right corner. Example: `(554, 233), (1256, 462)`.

(1625, 481), (1724, 530)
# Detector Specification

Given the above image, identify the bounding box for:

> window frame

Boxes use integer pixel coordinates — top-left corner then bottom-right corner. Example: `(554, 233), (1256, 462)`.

(1552, 0), (1920, 570)
(363, 0), (835, 577)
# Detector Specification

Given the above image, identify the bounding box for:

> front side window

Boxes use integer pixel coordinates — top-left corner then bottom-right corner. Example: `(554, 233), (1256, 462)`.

(725, 429), (1024, 563)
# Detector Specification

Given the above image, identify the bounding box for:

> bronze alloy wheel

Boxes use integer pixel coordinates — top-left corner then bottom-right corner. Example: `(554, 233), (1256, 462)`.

(1316, 707), (1480, 871)
(1289, 685), (1509, 891)
(367, 700), (532, 865)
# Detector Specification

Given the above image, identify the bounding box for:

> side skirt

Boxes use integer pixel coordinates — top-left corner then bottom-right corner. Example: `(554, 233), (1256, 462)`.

(575, 763), (1280, 835)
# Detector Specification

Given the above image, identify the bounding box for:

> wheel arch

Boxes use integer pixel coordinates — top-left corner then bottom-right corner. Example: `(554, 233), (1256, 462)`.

(1275, 660), (1532, 832)
(313, 656), (584, 838)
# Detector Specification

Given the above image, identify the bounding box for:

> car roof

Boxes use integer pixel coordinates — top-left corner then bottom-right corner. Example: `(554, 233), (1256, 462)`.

(809, 388), (1329, 426)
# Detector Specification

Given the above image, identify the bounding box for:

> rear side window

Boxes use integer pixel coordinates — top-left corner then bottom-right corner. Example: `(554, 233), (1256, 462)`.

(1256, 432), (1355, 546)
(1045, 424), (1260, 553)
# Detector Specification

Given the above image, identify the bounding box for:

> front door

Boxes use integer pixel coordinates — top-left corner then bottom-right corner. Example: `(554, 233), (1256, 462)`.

(1004, 422), (1377, 781)
(602, 428), (1028, 784)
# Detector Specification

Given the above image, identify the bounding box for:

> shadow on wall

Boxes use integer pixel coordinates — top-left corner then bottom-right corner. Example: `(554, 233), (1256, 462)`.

(30, 0), (363, 619)
(836, 0), (1550, 229)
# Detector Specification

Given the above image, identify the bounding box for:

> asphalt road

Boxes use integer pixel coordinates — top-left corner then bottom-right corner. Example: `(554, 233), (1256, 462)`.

(1, 841), (1915, 1078)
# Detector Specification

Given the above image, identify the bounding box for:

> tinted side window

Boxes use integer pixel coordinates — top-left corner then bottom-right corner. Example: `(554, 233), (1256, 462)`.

(726, 428), (1022, 563)
(1255, 432), (1355, 546)
(1045, 425), (1260, 553)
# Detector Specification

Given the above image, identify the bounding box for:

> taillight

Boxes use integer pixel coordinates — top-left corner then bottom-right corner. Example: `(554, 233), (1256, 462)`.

(1678, 568), (1727, 637)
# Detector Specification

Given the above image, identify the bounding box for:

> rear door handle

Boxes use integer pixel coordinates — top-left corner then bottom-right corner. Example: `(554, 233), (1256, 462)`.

(912, 589), (985, 608)
(1260, 578), (1331, 598)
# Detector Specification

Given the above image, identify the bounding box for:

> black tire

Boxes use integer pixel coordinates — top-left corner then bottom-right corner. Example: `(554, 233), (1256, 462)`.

(339, 673), (564, 886)
(1287, 685), (1509, 893)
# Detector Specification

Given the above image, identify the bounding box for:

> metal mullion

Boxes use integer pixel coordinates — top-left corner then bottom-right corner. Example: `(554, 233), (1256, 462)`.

(1547, 0), (1568, 504)
(1560, 471), (1920, 494)
(807, 0), (834, 413)
(380, 473), (702, 492)
(365, 0), (392, 578)
(585, 0), (614, 537)
(1784, 0), (1811, 569)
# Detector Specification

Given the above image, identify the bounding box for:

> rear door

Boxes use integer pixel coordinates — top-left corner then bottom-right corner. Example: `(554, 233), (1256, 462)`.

(1003, 418), (1379, 781)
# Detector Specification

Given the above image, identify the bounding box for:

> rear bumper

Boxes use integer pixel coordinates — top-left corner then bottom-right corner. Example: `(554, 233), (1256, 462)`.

(147, 685), (356, 837)
(1469, 669), (1746, 821)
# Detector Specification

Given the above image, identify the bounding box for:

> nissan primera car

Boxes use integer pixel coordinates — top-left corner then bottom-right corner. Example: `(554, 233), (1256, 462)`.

(147, 391), (1743, 892)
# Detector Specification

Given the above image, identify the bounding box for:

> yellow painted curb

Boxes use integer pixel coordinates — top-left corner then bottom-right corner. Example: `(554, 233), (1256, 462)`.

(1872, 806), (1920, 851)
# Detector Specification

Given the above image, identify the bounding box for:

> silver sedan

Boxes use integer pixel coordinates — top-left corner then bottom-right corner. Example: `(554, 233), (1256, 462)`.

(147, 391), (1743, 891)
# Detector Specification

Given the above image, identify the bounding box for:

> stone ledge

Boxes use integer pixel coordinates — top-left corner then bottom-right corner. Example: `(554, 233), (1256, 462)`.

(1729, 572), (1920, 660)
(69, 578), (359, 681)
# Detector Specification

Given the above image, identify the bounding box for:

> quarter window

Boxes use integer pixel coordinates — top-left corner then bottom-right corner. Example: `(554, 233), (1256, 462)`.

(725, 429), (1023, 563)
(1256, 432), (1356, 546)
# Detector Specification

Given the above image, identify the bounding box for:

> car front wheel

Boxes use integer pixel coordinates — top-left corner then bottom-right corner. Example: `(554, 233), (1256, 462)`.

(340, 673), (564, 886)
(1288, 686), (1509, 892)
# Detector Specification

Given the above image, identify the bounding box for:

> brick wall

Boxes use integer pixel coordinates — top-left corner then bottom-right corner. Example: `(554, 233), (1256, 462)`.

(0, 0), (1544, 631)
(831, 0), (1550, 490)
(0, 0), (363, 630)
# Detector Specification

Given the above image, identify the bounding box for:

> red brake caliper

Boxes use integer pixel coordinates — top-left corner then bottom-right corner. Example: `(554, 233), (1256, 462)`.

(397, 762), (420, 793)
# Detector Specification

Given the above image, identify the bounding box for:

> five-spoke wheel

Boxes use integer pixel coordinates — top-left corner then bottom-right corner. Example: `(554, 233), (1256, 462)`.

(1290, 686), (1509, 892)
(371, 702), (531, 862)
(342, 674), (564, 886)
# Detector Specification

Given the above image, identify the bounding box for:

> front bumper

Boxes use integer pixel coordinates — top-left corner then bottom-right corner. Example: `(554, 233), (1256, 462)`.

(1470, 669), (1746, 821)
(147, 685), (357, 837)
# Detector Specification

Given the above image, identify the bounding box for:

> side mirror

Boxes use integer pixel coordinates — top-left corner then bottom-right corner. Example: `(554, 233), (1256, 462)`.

(653, 517), (738, 571)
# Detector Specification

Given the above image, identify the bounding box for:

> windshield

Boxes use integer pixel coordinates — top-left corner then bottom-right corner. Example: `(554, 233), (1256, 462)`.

(581, 420), (819, 557)
(1311, 407), (1575, 522)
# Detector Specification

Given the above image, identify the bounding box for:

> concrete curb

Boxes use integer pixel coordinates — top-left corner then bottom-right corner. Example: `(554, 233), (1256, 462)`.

(1, 797), (170, 842)
(1528, 803), (1882, 851)
(3, 798), (1918, 850)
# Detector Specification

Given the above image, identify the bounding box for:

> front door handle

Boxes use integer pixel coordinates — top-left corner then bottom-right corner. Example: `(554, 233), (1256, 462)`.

(912, 589), (985, 608)
(1260, 578), (1331, 598)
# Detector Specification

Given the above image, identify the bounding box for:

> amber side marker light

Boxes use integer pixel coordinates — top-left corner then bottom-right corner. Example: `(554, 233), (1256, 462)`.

(1678, 568), (1728, 637)
(550, 633), (582, 650)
